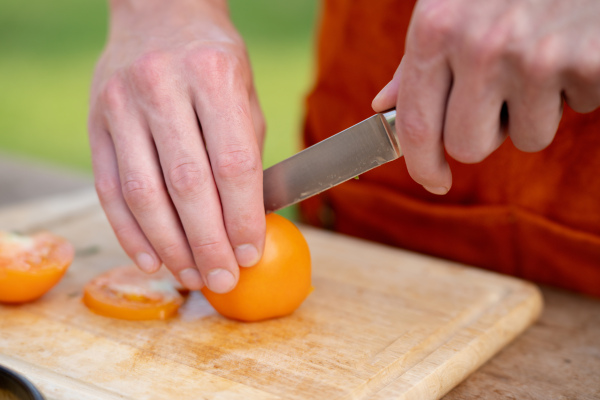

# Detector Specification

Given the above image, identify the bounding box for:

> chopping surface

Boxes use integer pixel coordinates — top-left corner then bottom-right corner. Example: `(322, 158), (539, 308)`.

(0, 190), (542, 400)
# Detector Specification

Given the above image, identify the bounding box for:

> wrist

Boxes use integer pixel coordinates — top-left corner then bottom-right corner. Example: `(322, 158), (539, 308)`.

(107, 0), (232, 37)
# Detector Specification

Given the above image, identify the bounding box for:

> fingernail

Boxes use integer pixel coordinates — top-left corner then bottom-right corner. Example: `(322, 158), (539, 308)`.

(179, 268), (204, 290)
(206, 269), (236, 294)
(423, 185), (449, 195)
(234, 244), (260, 267)
(136, 252), (157, 273)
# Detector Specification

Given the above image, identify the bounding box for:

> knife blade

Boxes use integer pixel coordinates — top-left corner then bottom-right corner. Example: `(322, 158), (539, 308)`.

(263, 109), (401, 213)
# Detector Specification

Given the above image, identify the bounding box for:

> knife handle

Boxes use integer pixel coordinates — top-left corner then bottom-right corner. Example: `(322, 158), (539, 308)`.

(379, 109), (402, 157)
(381, 109), (396, 134)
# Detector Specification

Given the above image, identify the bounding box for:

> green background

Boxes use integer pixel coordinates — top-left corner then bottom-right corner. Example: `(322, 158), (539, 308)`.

(0, 0), (318, 214)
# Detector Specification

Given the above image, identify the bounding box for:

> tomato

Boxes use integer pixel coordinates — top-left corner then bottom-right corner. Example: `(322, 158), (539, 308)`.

(83, 265), (186, 320)
(202, 213), (312, 322)
(0, 231), (74, 304)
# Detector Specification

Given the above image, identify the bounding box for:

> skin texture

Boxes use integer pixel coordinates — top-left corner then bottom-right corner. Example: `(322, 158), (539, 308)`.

(372, 0), (600, 194)
(89, 0), (600, 292)
(89, 0), (266, 294)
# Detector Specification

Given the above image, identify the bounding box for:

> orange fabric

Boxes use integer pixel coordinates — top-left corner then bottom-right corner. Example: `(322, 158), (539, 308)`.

(301, 0), (600, 297)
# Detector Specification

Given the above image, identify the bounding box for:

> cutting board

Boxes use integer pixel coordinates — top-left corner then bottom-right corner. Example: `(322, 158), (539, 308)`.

(0, 189), (542, 400)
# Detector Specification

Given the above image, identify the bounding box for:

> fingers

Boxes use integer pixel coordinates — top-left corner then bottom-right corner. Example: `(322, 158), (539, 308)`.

(145, 49), (264, 294)
(445, 47), (563, 155)
(564, 85), (600, 114)
(193, 50), (266, 270)
(88, 116), (162, 276)
(92, 47), (265, 295)
(394, 56), (453, 194)
(562, 61), (600, 113)
(99, 78), (203, 291)
(443, 65), (507, 163)
(148, 92), (242, 295)
(506, 78), (563, 152)
(561, 30), (600, 113)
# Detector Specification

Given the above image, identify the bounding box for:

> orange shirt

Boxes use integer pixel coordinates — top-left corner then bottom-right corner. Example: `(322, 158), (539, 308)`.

(301, 0), (600, 297)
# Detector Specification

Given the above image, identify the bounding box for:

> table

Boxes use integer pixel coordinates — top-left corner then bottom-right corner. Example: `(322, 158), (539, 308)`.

(1, 154), (598, 399)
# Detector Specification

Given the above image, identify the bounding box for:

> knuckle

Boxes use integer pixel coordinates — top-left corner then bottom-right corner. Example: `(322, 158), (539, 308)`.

(187, 46), (247, 92)
(565, 94), (598, 114)
(521, 37), (562, 83)
(397, 113), (433, 149)
(465, 33), (507, 70)
(511, 133), (553, 153)
(130, 51), (170, 88)
(572, 51), (600, 83)
(101, 76), (127, 112)
(113, 224), (138, 246)
(228, 213), (264, 240)
(188, 238), (222, 258)
(156, 241), (187, 265)
(411, 1), (456, 49)
(445, 132), (495, 164)
(94, 174), (121, 203)
(121, 172), (160, 211)
(205, 47), (242, 73)
(129, 52), (176, 109)
(214, 147), (260, 182)
(462, 14), (520, 70)
(166, 159), (209, 199)
(446, 143), (488, 164)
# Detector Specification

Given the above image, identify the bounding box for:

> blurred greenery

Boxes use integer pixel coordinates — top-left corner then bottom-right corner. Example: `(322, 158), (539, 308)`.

(0, 0), (318, 218)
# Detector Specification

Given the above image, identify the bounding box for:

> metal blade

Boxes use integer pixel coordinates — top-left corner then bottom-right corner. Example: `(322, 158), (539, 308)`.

(263, 110), (401, 212)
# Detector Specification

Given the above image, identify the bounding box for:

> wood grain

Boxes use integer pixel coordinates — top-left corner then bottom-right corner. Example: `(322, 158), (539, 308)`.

(445, 286), (600, 400)
(0, 190), (542, 399)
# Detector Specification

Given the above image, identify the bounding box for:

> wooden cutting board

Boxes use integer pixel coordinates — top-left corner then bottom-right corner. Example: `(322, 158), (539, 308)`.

(0, 190), (542, 400)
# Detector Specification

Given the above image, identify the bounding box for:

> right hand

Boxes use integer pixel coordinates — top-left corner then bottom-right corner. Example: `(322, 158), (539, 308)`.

(372, 0), (600, 195)
(88, 0), (266, 293)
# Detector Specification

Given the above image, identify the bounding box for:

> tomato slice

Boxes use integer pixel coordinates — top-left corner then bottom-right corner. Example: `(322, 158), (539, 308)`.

(0, 231), (74, 304)
(83, 265), (187, 320)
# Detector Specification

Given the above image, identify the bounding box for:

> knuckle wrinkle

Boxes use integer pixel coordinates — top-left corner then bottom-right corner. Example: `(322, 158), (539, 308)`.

(121, 173), (158, 211)
(167, 160), (208, 199)
(214, 148), (259, 182)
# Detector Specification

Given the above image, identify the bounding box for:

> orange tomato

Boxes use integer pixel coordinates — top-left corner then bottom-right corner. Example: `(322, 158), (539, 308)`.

(0, 231), (74, 303)
(83, 265), (186, 320)
(202, 213), (312, 322)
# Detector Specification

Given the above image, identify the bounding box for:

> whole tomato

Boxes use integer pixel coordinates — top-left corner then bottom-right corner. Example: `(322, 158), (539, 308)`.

(202, 213), (312, 322)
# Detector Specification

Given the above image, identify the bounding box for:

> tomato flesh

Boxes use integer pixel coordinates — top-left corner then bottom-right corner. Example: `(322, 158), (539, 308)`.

(0, 231), (74, 303)
(83, 265), (186, 320)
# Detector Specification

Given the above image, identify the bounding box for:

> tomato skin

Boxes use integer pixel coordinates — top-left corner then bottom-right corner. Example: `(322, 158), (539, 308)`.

(83, 265), (185, 321)
(202, 213), (312, 322)
(0, 231), (74, 304)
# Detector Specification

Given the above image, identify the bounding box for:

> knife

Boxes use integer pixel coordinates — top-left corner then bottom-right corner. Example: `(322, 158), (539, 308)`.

(263, 109), (401, 213)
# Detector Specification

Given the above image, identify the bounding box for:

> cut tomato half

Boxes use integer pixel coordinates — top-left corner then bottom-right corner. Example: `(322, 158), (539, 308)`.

(83, 265), (187, 320)
(0, 231), (74, 304)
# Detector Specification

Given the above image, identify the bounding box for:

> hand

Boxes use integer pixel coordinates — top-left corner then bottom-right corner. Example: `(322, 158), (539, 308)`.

(88, 0), (266, 293)
(373, 0), (600, 194)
